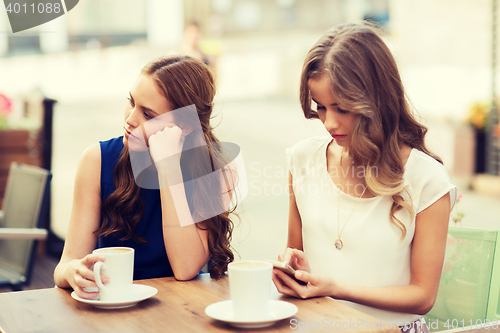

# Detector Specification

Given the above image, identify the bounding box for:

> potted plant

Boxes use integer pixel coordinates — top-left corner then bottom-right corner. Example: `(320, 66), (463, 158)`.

(0, 93), (13, 129)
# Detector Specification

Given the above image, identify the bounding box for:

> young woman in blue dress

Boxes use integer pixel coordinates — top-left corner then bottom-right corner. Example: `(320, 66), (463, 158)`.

(54, 56), (235, 299)
(272, 23), (456, 333)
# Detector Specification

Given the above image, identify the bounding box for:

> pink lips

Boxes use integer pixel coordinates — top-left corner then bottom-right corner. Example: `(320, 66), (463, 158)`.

(124, 129), (139, 140)
(331, 134), (347, 139)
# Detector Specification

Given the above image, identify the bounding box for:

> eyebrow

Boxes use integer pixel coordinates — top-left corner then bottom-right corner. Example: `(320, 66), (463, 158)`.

(311, 98), (338, 107)
(129, 93), (160, 117)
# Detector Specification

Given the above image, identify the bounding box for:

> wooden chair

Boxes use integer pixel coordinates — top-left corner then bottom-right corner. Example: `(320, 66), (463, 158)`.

(0, 162), (51, 291)
(424, 227), (500, 331)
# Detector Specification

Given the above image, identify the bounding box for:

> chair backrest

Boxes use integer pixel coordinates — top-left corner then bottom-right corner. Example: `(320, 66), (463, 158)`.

(0, 162), (51, 284)
(425, 227), (500, 331)
(487, 230), (500, 321)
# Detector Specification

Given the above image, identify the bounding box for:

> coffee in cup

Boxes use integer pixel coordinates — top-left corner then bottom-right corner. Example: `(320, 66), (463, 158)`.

(228, 260), (272, 320)
(93, 247), (134, 302)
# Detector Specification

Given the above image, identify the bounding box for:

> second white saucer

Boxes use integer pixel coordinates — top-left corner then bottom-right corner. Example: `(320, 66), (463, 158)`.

(205, 300), (298, 329)
(71, 284), (158, 309)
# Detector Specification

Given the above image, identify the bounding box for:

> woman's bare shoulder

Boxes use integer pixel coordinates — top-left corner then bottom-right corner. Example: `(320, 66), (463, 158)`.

(82, 143), (101, 159)
(79, 143), (101, 165)
(75, 143), (101, 181)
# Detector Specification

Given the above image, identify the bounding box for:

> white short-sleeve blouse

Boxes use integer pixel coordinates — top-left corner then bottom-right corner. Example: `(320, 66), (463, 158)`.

(286, 136), (457, 326)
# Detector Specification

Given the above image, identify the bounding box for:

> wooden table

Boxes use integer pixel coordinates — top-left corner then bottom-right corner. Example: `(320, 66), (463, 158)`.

(0, 274), (400, 333)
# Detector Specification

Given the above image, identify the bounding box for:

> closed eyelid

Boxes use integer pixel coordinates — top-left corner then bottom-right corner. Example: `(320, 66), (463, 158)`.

(141, 107), (158, 118)
(128, 95), (158, 117)
(311, 100), (324, 109)
(311, 98), (340, 110)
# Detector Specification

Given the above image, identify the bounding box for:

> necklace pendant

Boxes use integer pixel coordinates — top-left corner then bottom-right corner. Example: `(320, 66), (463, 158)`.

(335, 238), (343, 250)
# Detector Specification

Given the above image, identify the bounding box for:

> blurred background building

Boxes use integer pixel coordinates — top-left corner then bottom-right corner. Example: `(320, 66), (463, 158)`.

(1, 0), (390, 55)
(0, 0), (499, 265)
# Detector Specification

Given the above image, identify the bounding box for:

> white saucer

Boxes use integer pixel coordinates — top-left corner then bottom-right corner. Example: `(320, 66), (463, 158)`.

(71, 284), (158, 309)
(205, 300), (298, 329)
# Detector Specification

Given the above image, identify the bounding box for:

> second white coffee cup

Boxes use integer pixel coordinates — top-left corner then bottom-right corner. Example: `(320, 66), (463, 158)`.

(93, 247), (134, 302)
(228, 260), (273, 321)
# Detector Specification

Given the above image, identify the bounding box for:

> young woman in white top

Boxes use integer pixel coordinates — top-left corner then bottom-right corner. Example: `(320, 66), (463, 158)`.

(272, 23), (456, 333)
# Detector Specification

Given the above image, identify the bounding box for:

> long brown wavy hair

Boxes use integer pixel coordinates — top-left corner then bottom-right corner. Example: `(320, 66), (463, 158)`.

(97, 55), (235, 278)
(300, 23), (442, 239)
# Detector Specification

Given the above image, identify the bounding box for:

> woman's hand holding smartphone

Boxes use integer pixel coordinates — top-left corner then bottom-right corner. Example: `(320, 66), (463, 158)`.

(266, 259), (308, 285)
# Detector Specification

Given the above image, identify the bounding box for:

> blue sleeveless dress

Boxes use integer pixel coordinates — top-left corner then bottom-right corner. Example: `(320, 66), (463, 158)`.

(98, 137), (174, 280)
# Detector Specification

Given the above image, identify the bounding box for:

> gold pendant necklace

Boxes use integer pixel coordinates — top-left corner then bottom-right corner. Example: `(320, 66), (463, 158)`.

(336, 149), (368, 250)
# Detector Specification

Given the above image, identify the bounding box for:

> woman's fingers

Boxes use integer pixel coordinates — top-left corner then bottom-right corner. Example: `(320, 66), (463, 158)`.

(272, 270), (299, 298)
(280, 248), (309, 271)
(148, 126), (185, 163)
(78, 254), (104, 281)
(291, 248), (305, 259)
(294, 270), (312, 285)
(71, 254), (109, 299)
(274, 269), (309, 296)
(288, 249), (311, 272)
(282, 248), (296, 266)
(81, 254), (104, 267)
(74, 274), (98, 289)
(76, 265), (95, 282)
(73, 284), (99, 299)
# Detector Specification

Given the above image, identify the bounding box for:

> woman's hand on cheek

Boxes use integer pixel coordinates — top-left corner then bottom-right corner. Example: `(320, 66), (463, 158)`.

(148, 126), (185, 163)
(272, 269), (337, 299)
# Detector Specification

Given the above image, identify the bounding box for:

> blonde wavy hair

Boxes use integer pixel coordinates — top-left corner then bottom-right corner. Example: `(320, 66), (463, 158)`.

(300, 23), (442, 239)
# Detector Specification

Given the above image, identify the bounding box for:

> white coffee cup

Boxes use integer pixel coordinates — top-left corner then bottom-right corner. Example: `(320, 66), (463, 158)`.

(93, 247), (134, 302)
(228, 260), (272, 320)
